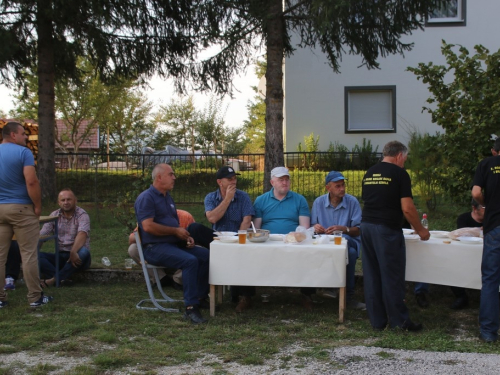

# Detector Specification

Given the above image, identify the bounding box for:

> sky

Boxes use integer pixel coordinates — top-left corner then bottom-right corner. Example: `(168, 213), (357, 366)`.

(0, 64), (260, 130)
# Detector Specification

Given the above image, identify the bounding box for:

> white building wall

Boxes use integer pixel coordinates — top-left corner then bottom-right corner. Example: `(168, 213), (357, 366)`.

(284, 0), (500, 151)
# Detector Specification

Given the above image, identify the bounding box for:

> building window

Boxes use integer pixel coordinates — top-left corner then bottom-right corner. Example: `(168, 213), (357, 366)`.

(345, 86), (396, 133)
(426, 0), (466, 27)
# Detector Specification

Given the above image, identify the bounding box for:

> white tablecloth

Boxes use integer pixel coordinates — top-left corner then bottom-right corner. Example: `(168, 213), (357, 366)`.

(209, 239), (348, 287)
(405, 237), (484, 289)
(208, 238), (348, 321)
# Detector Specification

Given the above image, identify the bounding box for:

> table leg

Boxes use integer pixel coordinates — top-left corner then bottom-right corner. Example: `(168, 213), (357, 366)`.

(217, 285), (223, 304)
(210, 285), (216, 317)
(339, 287), (346, 323)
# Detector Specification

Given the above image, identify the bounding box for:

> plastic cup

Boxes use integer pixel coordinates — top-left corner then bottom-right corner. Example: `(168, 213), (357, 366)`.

(101, 257), (111, 266)
(124, 258), (134, 270)
(333, 230), (342, 245)
(238, 230), (247, 244)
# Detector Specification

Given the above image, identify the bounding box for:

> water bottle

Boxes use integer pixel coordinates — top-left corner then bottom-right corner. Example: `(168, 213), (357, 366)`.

(421, 213), (428, 229)
(101, 257), (111, 266)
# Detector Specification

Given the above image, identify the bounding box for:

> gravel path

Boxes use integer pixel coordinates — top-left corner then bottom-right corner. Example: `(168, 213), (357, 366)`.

(2, 344), (500, 374)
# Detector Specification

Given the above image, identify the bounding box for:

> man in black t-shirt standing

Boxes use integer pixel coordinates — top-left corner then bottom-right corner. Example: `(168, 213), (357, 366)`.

(361, 140), (430, 331)
(472, 138), (500, 343)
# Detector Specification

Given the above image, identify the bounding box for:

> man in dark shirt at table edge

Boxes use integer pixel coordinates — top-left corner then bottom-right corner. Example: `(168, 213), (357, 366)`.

(361, 140), (429, 332)
(472, 137), (500, 343)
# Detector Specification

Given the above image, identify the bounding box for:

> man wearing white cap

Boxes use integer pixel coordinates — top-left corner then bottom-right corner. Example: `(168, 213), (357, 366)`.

(253, 166), (310, 234)
(253, 166), (313, 309)
(311, 171), (365, 310)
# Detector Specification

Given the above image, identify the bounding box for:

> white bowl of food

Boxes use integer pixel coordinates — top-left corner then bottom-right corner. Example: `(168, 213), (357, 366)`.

(218, 236), (238, 243)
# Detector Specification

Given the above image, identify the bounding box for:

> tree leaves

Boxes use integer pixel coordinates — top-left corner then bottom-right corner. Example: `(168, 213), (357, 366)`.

(408, 41), (500, 202)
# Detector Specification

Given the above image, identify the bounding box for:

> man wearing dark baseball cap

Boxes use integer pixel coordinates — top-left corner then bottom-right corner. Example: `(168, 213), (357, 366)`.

(215, 166), (241, 179)
(187, 165), (255, 312)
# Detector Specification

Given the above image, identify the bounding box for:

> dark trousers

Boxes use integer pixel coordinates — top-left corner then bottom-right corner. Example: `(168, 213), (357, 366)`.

(188, 222), (256, 298)
(361, 222), (410, 329)
(479, 226), (500, 338)
(5, 240), (21, 280)
(144, 242), (209, 306)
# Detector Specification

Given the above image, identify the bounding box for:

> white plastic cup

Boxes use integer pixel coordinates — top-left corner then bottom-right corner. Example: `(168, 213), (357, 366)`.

(102, 257), (111, 266)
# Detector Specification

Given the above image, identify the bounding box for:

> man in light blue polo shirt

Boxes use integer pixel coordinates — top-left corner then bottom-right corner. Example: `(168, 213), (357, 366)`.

(253, 166), (310, 234)
(311, 171), (365, 310)
(253, 166), (313, 309)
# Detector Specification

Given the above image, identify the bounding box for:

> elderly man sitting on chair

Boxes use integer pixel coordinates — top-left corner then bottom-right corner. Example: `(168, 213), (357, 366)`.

(311, 171), (365, 310)
(135, 163), (209, 324)
(127, 209), (194, 289)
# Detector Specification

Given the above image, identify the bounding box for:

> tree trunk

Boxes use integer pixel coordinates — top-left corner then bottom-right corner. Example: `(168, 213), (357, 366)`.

(36, 0), (57, 201)
(264, 0), (285, 192)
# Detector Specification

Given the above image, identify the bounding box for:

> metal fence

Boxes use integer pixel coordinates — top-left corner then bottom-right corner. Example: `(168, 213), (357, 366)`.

(55, 151), (382, 204)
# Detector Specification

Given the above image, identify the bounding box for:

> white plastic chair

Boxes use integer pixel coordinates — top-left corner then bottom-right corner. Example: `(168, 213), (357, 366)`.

(134, 231), (183, 312)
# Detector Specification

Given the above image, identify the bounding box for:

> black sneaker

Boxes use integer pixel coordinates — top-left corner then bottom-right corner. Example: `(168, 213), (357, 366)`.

(401, 320), (423, 332)
(480, 332), (497, 343)
(450, 297), (469, 310)
(0, 300), (8, 308)
(30, 293), (53, 308)
(183, 306), (207, 324)
(415, 293), (429, 308)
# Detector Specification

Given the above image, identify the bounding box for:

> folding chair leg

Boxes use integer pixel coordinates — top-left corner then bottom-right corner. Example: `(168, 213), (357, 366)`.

(134, 231), (184, 313)
(136, 270), (182, 312)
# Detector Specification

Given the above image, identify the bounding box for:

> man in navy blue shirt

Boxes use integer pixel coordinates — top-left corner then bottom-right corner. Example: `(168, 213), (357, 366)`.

(135, 163), (209, 324)
(188, 166), (255, 312)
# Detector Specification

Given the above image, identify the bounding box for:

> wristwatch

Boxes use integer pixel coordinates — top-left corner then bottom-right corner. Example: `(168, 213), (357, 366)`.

(345, 226), (350, 234)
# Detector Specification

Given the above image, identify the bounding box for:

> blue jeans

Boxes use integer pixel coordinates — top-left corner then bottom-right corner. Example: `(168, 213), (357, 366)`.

(479, 226), (500, 339)
(39, 247), (91, 283)
(361, 222), (410, 329)
(346, 245), (358, 299)
(144, 242), (209, 307)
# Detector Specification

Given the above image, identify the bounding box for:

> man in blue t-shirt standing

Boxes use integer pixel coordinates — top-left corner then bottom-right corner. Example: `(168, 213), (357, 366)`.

(472, 137), (500, 343)
(0, 122), (53, 308)
(361, 140), (429, 332)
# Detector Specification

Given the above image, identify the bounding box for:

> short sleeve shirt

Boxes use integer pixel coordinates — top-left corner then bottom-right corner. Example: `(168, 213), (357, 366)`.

(135, 185), (180, 244)
(40, 206), (91, 252)
(472, 156), (500, 234)
(361, 162), (413, 230)
(253, 189), (310, 234)
(0, 143), (36, 204)
(204, 189), (255, 232)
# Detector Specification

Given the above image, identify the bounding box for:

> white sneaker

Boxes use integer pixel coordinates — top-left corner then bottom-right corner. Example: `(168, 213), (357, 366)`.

(322, 288), (338, 299)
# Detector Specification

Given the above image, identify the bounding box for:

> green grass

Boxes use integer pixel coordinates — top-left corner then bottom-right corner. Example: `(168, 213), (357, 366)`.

(12, 199), (495, 372)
